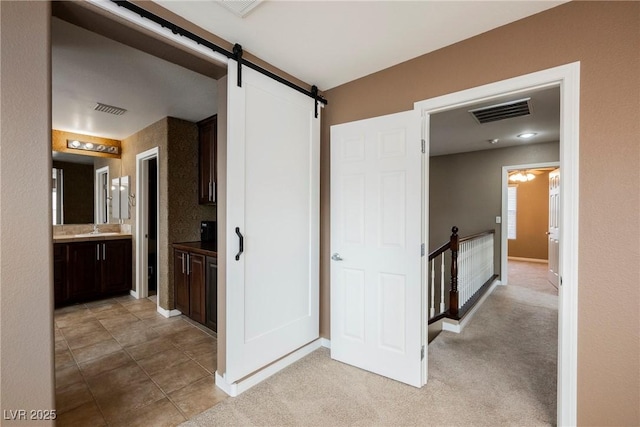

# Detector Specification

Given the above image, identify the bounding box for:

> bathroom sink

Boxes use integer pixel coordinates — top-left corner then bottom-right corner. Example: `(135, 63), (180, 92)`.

(73, 232), (121, 238)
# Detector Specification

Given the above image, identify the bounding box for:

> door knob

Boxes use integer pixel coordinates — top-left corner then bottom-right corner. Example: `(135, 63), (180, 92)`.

(331, 253), (343, 261)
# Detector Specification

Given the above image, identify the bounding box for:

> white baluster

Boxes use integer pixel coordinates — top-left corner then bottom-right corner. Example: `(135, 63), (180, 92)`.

(440, 253), (445, 313)
(430, 259), (435, 318)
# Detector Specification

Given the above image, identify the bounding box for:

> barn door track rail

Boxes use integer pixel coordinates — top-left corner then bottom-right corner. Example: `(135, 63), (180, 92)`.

(112, 0), (328, 116)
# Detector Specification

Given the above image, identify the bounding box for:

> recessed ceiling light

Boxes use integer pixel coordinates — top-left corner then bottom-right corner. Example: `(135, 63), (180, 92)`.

(518, 132), (537, 139)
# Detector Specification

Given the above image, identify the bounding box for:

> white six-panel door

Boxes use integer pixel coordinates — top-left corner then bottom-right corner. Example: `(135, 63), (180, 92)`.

(224, 60), (320, 384)
(330, 110), (425, 387)
(548, 168), (560, 287)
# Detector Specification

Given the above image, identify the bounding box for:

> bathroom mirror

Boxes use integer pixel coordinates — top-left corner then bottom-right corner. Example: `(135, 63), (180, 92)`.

(51, 151), (96, 224)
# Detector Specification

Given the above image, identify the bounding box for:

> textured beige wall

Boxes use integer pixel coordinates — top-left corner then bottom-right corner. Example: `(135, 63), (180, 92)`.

(0, 1), (55, 424)
(166, 117), (216, 309)
(508, 171), (550, 260)
(216, 76), (228, 374)
(323, 2), (640, 425)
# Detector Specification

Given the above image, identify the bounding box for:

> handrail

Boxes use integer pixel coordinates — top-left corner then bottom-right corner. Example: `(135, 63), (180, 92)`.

(430, 228), (494, 259)
(460, 229), (495, 243)
(428, 241), (451, 261)
(428, 226), (496, 323)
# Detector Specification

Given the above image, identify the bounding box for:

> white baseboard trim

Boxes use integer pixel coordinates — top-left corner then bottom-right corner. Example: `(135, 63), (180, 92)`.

(129, 290), (139, 299)
(215, 338), (323, 397)
(508, 256), (548, 264)
(157, 306), (182, 318)
(320, 338), (331, 349)
(442, 279), (501, 334)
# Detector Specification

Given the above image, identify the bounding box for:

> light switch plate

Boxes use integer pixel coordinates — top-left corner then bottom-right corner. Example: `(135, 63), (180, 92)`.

(496, 216), (501, 223)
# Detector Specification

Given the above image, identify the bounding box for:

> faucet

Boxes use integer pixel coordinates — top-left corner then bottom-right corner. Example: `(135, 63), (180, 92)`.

(92, 224), (100, 234)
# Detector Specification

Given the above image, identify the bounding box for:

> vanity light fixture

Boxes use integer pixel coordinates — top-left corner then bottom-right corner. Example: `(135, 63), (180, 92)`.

(517, 132), (537, 139)
(67, 139), (119, 154)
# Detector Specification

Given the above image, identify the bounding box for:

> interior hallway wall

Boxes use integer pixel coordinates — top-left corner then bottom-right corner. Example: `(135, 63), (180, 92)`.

(322, 2), (640, 425)
(0, 2), (55, 424)
(429, 142), (559, 274)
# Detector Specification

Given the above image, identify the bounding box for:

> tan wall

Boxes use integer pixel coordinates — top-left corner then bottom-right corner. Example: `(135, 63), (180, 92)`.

(166, 117), (216, 309)
(508, 171), (550, 260)
(52, 161), (95, 224)
(322, 2), (640, 425)
(0, 1), (55, 425)
(429, 142), (559, 272)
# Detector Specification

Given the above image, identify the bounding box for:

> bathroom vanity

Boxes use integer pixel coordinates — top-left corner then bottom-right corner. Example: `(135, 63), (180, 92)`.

(53, 233), (132, 307)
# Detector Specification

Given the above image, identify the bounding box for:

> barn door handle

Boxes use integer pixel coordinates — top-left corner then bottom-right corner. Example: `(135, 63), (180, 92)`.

(235, 227), (244, 261)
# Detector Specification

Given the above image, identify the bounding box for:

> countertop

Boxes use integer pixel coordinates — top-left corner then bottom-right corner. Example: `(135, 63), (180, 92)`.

(172, 241), (217, 257)
(53, 233), (132, 244)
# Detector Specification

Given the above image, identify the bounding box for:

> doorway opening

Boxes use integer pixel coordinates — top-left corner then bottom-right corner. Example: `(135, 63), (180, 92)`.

(135, 148), (159, 303)
(416, 62), (580, 426)
(147, 157), (158, 296)
(501, 162), (559, 288)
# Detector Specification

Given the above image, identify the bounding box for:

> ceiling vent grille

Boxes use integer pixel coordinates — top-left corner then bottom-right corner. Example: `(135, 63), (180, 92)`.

(469, 98), (531, 124)
(216, 0), (263, 18)
(94, 102), (127, 116)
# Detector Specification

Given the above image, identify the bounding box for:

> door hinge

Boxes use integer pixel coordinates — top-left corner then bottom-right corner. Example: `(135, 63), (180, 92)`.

(421, 243), (425, 257)
(421, 139), (425, 153)
(421, 345), (425, 360)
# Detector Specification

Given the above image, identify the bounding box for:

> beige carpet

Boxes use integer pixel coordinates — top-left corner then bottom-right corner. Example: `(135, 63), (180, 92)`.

(183, 263), (557, 426)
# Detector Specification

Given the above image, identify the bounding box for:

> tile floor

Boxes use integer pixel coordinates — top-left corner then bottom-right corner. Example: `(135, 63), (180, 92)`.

(54, 295), (228, 426)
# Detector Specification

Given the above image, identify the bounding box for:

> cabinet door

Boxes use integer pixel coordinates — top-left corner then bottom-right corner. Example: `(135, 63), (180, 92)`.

(189, 253), (206, 324)
(53, 243), (67, 307)
(198, 115), (217, 205)
(67, 242), (100, 301)
(205, 256), (217, 332)
(101, 239), (132, 294)
(174, 250), (190, 314)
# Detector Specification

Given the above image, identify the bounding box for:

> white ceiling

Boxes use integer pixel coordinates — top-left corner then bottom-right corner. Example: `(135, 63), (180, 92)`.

(52, 1), (565, 157)
(155, 0), (567, 90)
(52, 17), (218, 140)
(430, 86), (560, 157)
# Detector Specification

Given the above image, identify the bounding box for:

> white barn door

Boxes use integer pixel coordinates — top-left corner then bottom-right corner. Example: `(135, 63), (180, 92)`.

(330, 110), (425, 387)
(224, 60), (320, 384)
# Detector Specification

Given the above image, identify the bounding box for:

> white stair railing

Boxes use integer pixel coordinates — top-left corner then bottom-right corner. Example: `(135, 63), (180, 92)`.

(428, 227), (496, 323)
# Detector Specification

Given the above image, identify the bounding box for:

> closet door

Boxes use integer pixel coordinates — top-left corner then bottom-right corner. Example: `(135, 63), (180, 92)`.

(224, 60), (320, 383)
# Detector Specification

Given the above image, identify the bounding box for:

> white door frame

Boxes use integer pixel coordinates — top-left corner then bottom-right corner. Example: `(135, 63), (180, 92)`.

(135, 147), (159, 306)
(415, 62), (580, 426)
(95, 166), (109, 224)
(500, 161), (560, 284)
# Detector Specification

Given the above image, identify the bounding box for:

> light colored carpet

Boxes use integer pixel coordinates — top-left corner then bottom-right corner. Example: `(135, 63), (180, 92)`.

(183, 264), (557, 426)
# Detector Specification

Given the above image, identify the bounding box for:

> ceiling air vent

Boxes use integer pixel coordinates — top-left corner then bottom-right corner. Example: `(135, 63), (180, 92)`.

(216, 0), (263, 18)
(469, 98), (531, 124)
(94, 102), (127, 116)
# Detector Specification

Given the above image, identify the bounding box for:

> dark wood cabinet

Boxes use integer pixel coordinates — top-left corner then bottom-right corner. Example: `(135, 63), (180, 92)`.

(54, 239), (132, 307)
(173, 244), (216, 331)
(101, 239), (132, 293)
(67, 241), (100, 301)
(189, 253), (206, 324)
(174, 249), (190, 314)
(198, 115), (217, 205)
(53, 244), (67, 306)
(205, 256), (217, 332)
